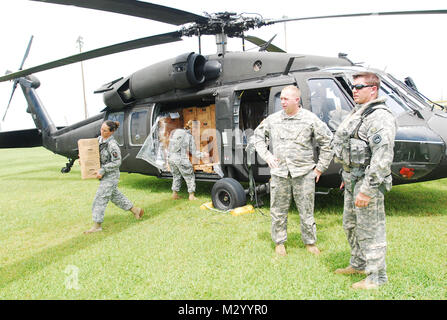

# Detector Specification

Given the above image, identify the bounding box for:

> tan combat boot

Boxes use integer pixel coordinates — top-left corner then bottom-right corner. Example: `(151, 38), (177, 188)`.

(131, 207), (144, 219)
(334, 266), (365, 275)
(172, 191), (180, 200)
(188, 192), (198, 201)
(306, 244), (321, 255)
(352, 279), (379, 290)
(84, 222), (102, 234)
(275, 244), (287, 256)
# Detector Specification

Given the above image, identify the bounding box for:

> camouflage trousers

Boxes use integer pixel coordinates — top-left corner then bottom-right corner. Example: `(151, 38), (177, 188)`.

(92, 175), (133, 223)
(342, 170), (387, 285)
(168, 158), (196, 193)
(270, 170), (317, 245)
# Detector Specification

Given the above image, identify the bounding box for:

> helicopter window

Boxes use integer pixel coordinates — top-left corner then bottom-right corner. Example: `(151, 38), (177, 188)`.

(273, 90), (303, 113)
(273, 93), (281, 112)
(107, 112), (124, 146)
(253, 60), (262, 72)
(130, 110), (149, 145)
(238, 88), (269, 130)
(382, 74), (431, 111)
(308, 79), (352, 131)
(378, 82), (411, 116)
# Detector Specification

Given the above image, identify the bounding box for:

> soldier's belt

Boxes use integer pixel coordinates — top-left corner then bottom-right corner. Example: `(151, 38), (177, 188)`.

(343, 163), (368, 173)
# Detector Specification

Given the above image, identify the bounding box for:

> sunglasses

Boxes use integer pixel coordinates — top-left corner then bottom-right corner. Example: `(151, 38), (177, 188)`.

(351, 84), (375, 90)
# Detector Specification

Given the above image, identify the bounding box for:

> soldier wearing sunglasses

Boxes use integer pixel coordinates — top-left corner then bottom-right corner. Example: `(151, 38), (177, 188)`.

(331, 72), (397, 289)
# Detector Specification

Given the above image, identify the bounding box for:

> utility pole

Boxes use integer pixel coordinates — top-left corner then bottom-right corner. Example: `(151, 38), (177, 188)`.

(282, 15), (288, 52)
(76, 36), (88, 119)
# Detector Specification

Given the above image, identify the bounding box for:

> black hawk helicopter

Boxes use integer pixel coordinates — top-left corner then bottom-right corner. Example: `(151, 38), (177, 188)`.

(1, 0), (447, 210)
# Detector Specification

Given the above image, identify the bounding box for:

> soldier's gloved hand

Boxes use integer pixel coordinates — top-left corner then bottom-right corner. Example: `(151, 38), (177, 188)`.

(266, 156), (280, 169)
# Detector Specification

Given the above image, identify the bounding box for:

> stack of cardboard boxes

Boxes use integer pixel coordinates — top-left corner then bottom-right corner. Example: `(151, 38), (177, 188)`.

(159, 104), (219, 173)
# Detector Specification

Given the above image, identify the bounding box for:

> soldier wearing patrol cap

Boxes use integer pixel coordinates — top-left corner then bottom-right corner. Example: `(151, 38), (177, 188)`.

(253, 85), (333, 256)
(84, 120), (144, 234)
(168, 120), (207, 201)
(332, 72), (397, 289)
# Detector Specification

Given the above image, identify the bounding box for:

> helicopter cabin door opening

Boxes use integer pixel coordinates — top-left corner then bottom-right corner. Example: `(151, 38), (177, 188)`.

(235, 86), (281, 183)
(137, 98), (220, 179)
(237, 88), (270, 132)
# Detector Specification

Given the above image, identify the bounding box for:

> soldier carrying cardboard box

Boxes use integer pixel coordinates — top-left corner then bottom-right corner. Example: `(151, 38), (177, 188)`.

(83, 120), (144, 234)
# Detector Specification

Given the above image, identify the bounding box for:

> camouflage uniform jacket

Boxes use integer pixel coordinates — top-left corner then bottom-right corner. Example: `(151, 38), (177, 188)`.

(168, 128), (202, 161)
(253, 108), (333, 178)
(98, 135), (122, 179)
(332, 97), (397, 197)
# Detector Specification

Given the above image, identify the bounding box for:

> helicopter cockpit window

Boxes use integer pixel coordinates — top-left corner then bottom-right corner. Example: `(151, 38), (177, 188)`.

(107, 112), (124, 146)
(130, 110), (148, 145)
(308, 79), (352, 131)
(378, 81), (411, 116)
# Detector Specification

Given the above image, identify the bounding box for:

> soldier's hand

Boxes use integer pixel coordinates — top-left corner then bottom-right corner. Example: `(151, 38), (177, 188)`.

(314, 168), (322, 183)
(339, 181), (345, 190)
(355, 192), (371, 208)
(95, 171), (103, 179)
(267, 157), (280, 169)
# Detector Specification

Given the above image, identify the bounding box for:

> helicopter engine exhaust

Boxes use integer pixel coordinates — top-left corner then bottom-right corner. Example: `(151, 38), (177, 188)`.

(103, 52), (221, 109)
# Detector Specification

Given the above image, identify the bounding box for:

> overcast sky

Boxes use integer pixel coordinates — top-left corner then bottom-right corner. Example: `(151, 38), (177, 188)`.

(1, 0), (446, 131)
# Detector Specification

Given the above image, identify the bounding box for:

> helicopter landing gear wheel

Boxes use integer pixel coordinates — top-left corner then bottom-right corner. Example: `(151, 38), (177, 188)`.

(61, 158), (75, 174)
(211, 178), (246, 211)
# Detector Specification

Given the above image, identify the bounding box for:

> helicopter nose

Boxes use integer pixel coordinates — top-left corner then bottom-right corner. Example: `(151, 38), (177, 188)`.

(392, 126), (446, 183)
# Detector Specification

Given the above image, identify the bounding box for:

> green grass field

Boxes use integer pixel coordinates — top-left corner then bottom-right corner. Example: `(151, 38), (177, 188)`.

(0, 147), (446, 300)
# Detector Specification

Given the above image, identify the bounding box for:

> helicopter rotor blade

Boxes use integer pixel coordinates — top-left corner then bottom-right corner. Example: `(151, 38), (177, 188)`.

(267, 9), (447, 24)
(2, 35), (34, 122)
(0, 31), (183, 83)
(2, 80), (19, 121)
(30, 0), (209, 25)
(19, 35), (34, 71)
(244, 35), (286, 53)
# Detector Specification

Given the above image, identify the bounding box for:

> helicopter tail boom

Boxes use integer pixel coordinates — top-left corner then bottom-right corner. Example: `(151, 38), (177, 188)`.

(20, 76), (56, 133)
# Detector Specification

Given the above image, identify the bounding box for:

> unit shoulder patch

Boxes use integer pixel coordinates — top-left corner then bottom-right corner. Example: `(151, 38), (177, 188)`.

(372, 134), (382, 144)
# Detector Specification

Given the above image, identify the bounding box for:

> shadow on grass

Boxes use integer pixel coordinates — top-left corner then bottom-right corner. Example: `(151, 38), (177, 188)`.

(259, 228), (356, 275)
(0, 197), (182, 290)
(385, 185), (447, 217)
(254, 184), (447, 218)
(119, 174), (215, 198)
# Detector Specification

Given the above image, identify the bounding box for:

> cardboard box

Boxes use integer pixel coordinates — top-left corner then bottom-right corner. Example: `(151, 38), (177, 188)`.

(182, 107), (197, 124)
(159, 116), (182, 148)
(78, 138), (100, 179)
(196, 104), (218, 164)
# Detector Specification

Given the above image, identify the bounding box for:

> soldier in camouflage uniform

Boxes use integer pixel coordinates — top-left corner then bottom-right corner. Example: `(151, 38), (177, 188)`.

(84, 120), (144, 234)
(332, 72), (396, 289)
(253, 85), (333, 256)
(168, 120), (207, 201)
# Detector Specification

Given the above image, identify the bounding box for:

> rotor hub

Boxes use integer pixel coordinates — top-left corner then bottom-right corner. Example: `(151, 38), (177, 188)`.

(181, 12), (269, 38)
